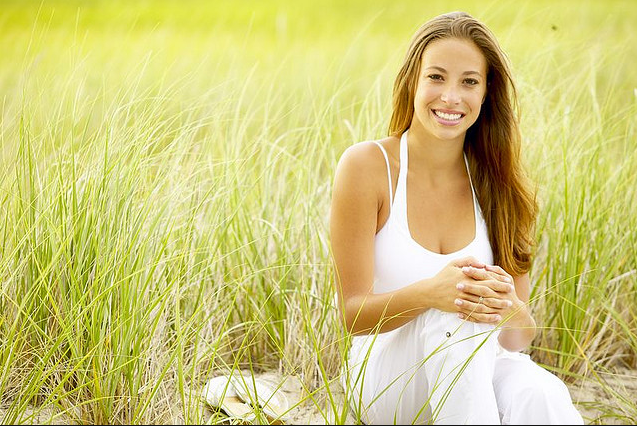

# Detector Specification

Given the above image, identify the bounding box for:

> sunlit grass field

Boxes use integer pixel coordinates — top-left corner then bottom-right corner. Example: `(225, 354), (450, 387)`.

(1, 0), (636, 424)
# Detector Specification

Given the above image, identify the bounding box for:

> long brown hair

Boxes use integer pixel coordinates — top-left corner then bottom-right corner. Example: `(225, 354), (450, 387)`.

(388, 11), (538, 276)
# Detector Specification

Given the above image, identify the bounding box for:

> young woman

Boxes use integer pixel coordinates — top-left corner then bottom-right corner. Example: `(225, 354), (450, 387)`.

(329, 11), (584, 425)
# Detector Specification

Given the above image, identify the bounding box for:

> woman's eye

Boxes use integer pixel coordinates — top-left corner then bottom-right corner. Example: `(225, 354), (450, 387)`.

(428, 74), (443, 81)
(464, 78), (479, 85)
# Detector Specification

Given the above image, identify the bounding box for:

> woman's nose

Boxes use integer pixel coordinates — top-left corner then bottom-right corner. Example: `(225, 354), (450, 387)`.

(440, 85), (461, 104)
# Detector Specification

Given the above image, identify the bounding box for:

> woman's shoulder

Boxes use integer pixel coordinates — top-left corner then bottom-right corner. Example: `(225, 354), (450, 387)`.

(332, 136), (400, 202)
(336, 135), (399, 172)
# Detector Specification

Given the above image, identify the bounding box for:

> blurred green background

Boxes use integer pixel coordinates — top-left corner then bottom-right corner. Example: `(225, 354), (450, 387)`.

(1, 0), (636, 424)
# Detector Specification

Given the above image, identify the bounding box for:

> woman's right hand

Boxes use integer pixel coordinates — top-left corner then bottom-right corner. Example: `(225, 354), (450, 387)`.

(428, 257), (513, 323)
(456, 264), (520, 324)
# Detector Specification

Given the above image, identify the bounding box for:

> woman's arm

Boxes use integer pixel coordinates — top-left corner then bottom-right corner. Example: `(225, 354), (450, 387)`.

(329, 143), (503, 335)
(329, 142), (427, 334)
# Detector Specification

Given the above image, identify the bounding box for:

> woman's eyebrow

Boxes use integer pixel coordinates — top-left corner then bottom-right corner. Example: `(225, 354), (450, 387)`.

(425, 66), (483, 76)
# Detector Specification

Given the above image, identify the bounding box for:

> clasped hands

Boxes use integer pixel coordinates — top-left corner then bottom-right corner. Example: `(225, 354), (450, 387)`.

(434, 257), (521, 324)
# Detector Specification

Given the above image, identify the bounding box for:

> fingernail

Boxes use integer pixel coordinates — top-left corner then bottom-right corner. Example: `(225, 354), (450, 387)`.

(462, 266), (470, 273)
(458, 313), (464, 319)
(456, 283), (465, 290)
(509, 284), (514, 292)
(454, 299), (463, 306)
(495, 315), (501, 321)
(507, 300), (513, 307)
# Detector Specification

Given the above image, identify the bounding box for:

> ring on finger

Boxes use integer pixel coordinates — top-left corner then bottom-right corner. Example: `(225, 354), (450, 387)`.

(478, 296), (484, 304)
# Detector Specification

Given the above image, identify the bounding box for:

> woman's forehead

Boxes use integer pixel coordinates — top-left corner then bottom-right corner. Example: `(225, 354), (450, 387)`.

(421, 37), (487, 75)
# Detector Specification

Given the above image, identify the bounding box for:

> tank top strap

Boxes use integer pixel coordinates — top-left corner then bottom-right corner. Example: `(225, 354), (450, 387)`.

(462, 153), (474, 195)
(392, 131), (409, 221)
(462, 152), (480, 215)
(372, 141), (393, 212)
(399, 130), (409, 179)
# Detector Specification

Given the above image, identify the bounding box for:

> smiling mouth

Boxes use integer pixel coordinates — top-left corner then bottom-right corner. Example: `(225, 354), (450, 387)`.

(433, 109), (464, 121)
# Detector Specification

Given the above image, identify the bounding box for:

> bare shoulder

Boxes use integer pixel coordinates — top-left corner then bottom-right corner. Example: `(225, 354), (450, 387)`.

(331, 136), (400, 236)
(331, 136), (400, 216)
(335, 136), (399, 175)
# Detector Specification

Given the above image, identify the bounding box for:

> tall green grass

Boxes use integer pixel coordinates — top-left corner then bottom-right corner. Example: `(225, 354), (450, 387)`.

(0, 0), (635, 424)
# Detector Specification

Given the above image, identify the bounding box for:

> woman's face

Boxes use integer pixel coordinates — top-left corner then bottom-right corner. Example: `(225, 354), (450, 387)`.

(411, 37), (488, 144)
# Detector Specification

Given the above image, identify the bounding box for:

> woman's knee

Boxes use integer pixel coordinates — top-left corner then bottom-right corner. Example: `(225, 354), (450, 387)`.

(517, 370), (572, 406)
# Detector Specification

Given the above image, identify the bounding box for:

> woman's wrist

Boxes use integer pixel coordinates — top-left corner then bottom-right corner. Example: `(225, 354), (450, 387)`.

(417, 276), (447, 313)
(497, 299), (536, 351)
(502, 299), (535, 329)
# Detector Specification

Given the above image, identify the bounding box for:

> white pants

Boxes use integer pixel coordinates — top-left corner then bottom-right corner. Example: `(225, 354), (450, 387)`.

(343, 309), (584, 425)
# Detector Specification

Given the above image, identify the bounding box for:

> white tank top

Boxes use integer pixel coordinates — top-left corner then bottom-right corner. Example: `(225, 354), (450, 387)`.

(372, 130), (493, 293)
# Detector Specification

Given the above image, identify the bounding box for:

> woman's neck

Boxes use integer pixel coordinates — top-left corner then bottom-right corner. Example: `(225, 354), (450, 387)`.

(406, 126), (467, 185)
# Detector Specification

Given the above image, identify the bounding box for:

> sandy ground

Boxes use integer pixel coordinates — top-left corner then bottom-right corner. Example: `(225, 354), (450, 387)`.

(2, 368), (635, 424)
(198, 368), (637, 425)
(212, 368), (637, 425)
(567, 367), (637, 425)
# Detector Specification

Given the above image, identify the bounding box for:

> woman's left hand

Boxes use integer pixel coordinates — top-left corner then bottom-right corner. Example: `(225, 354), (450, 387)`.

(454, 264), (522, 324)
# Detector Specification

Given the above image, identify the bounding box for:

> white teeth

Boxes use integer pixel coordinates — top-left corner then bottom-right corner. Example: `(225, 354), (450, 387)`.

(434, 110), (462, 121)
